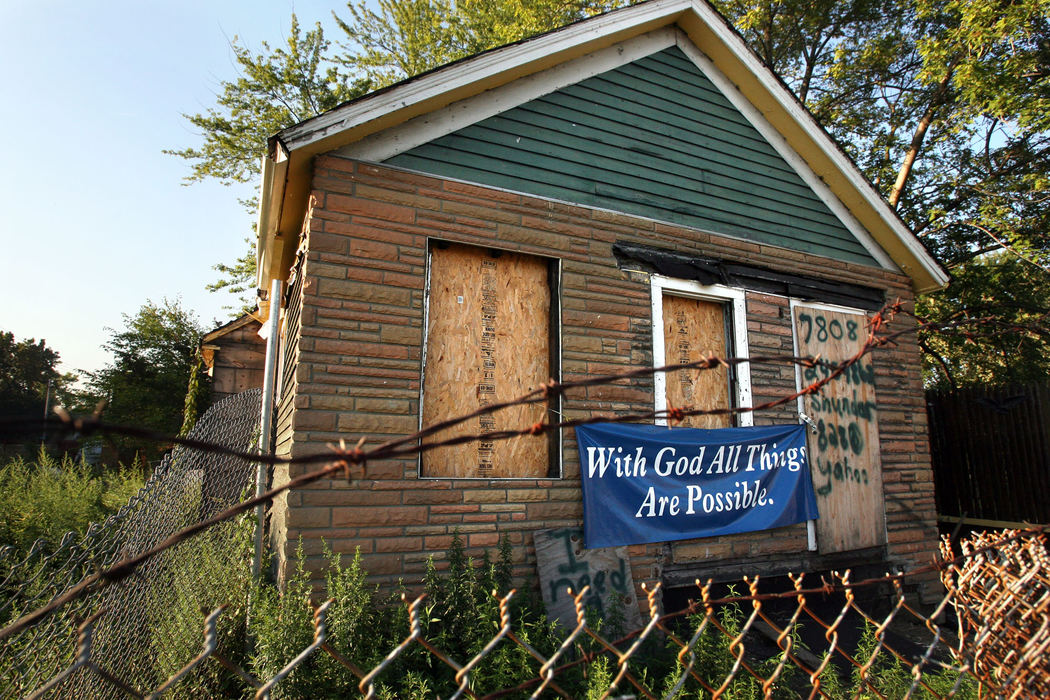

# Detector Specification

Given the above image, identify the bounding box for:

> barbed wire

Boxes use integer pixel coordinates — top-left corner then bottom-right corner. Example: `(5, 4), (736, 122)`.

(0, 301), (1033, 644)
(2, 303), (1049, 696)
(2, 301), (1000, 471)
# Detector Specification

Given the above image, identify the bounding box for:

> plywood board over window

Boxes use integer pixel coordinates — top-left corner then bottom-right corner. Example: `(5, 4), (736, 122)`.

(651, 276), (751, 429)
(793, 303), (885, 553)
(421, 243), (555, 478)
(661, 295), (732, 429)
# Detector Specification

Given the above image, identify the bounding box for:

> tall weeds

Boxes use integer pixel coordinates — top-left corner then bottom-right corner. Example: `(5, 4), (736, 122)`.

(0, 449), (143, 557)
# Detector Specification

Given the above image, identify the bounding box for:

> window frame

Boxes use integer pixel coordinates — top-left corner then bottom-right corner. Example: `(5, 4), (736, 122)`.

(650, 274), (752, 428)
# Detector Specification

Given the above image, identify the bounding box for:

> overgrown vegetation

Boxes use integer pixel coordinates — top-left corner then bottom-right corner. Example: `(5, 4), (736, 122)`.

(0, 452), (983, 697)
(0, 450), (143, 558)
(136, 530), (979, 698)
(244, 534), (568, 698)
(0, 450), (147, 696)
(149, 513), (257, 697)
(657, 598), (978, 699)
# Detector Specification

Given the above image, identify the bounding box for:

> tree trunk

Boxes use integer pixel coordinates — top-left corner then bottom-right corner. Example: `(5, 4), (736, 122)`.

(888, 69), (955, 209)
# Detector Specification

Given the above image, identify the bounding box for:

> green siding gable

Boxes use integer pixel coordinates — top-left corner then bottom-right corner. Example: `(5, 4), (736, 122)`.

(385, 46), (877, 266)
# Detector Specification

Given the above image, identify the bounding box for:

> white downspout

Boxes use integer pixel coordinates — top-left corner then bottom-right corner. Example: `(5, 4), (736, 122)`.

(253, 278), (283, 580)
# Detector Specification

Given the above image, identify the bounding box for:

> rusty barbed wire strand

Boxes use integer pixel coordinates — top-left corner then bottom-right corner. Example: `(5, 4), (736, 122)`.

(0, 303), (1034, 649)
(0, 304), (1042, 652)
(2, 300), (1003, 472)
(7, 303), (1035, 481)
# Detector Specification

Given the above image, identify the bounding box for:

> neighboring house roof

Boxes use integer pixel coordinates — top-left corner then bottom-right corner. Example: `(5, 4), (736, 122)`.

(255, 0), (948, 295)
(200, 313), (261, 371)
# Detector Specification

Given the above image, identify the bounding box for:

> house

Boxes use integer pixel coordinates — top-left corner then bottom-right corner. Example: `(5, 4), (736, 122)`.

(200, 313), (267, 403)
(252, 0), (948, 602)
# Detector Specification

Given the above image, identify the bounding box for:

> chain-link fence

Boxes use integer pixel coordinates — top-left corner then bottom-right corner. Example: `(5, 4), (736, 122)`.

(943, 529), (1050, 696)
(0, 390), (261, 698)
(8, 527), (1047, 698)
(3, 305), (1048, 698)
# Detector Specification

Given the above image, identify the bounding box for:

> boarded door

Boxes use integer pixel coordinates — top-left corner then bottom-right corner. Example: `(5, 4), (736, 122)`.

(662, 295), (731, 429)
(421, 244), (550, 478)
(794, 304), (885, 552)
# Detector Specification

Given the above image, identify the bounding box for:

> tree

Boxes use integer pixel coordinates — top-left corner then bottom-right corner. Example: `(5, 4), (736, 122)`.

(81, 299), (209, 464)
(712, 0), (1050, 388)
(0, 333), (76, 447)
(846, 0), (1048, 389)
(172, 2), (629, 307)
(334, 0), (628, 85)
(713, 0), (893, 105)
(918, 252), (1050, 388)
(167, 16), (373, 309)
(167, 15), (369, 188)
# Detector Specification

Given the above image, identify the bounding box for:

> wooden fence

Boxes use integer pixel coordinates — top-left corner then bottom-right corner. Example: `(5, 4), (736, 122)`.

(926, 380), (1050, 526)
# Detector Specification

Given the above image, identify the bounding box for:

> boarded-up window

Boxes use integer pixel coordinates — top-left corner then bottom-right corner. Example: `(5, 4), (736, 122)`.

(793, 303), (885, 553)
(651, 278), (751, 429)
(420, 243), (557, 478)
(661, 295), (733, 429)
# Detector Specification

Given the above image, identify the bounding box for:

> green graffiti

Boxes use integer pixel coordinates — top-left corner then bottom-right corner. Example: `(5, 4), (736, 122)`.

(802, 360), (876, 388)
(815, 418), (865, 456)
(797, 312), (859, 344)
(798, 311), (876, 388)
(547, 528), (629, 617)
(552, 528), (587, 576)
(807, 391), (876, 422)
(548, 558), (628, 618)
(814, 455), (869, 496)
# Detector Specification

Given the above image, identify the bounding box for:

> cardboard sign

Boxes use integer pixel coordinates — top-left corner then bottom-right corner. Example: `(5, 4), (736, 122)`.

(534, 527), (643, 631)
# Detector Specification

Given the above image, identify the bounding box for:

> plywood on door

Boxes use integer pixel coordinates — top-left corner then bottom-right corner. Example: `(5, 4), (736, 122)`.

(422, 244), (550, 478)
(794, 305), (885, 553)
(662, 295), (731, 429)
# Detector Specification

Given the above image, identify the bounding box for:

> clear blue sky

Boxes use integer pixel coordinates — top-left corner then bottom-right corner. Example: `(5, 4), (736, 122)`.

(1, 1), (348, 377)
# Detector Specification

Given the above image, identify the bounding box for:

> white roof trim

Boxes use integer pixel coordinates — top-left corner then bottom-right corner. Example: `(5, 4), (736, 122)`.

(679, 1), (946, 287)
(258, 0), (947, 293)
(280, 0), (693, 152)
(338, 28), (677, 162)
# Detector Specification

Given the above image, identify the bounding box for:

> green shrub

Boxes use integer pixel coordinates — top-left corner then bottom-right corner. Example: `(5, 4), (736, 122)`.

(843, 620), (978, 699)
(660, 595), (751, 699)
(249, 542), (399, 699)
(0, 449), (144, 556)
(148, 512), (256, 698)
(416, 531), (564, 695)
(246, 532), (567, 699)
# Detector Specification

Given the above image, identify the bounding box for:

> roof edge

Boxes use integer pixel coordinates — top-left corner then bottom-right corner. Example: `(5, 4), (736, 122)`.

(201, 312), (262, 345)
(255, 0), (948, 295)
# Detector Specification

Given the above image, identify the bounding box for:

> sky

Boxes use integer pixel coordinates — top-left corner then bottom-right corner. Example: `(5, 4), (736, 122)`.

(0, 0), (350, 377)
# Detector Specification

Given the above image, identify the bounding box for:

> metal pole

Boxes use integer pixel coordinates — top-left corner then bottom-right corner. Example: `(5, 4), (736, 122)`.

(41, 378), (52, 444)
(253, 278), (283, 580)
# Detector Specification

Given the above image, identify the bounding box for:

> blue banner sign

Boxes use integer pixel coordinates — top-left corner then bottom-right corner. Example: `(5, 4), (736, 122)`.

(575, 423), (819, 548)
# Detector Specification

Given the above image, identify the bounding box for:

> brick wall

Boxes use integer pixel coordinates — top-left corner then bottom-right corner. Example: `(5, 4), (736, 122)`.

(267, 155), (941, 600)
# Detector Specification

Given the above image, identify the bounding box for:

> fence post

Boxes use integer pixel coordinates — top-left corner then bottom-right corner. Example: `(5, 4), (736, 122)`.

(254, 279), (283, 580)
